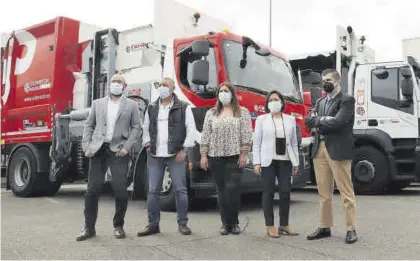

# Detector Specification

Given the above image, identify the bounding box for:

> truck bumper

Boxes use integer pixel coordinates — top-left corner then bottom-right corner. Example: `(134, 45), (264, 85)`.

(386, 138), (419, 182)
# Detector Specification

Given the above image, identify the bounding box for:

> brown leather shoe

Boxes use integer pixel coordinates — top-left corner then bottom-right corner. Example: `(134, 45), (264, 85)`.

(267, 226), (280, 238)
(279, 226), (299, 236)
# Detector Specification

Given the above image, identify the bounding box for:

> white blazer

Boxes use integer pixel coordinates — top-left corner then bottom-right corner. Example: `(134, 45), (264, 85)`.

(253, 113), (300, 167)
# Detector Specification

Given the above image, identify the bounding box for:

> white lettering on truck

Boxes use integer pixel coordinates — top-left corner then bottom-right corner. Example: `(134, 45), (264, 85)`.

(24, 94), (50, 102)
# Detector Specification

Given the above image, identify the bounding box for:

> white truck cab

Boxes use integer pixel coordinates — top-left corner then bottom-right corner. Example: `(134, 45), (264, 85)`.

(290, 25), (419, 193)
(402, 38), (420, 179)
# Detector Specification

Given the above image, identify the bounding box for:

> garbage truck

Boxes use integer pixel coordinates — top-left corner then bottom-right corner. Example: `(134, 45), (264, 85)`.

(1, 0), (314, 210)
(289, 26), (420, 194)
(402, 37), (420, 180)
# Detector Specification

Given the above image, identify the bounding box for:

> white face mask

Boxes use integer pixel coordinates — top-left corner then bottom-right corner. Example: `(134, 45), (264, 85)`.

(110, 82), (124, 96)
(158, 86), (171, 99)
(218, 91), (232, 105)
(268, 100), (283, 113)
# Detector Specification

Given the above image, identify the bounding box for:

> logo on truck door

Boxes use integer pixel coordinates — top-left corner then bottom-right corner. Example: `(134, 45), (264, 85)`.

(1, 30), (37, 105)
(125, 42), (150, 53)
(24, 78), (51, 93)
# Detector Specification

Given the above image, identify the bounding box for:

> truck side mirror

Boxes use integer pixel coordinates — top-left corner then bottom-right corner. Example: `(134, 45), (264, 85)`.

(309, 72), (322, 106)
(191, 60), (209, 85)
(310, 88), (322, 106)
(309, 72), (322, 85)
(192, 40), (210, 57)
(400, 68), (413, 98)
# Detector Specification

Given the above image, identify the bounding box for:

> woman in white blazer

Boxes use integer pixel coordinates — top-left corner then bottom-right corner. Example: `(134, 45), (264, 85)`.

(253, 90), (300, 238)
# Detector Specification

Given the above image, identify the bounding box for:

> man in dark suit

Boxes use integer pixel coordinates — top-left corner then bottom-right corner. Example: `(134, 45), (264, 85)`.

(305, 69), (357, 244)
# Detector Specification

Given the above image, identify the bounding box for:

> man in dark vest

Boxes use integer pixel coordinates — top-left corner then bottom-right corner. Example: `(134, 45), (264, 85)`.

(137, 77), (197, 236)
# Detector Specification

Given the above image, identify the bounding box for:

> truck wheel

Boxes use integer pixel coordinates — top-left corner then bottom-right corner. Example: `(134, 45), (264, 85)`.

(44, 164), (62, 196)
(386, 181), (412, 192)
(132, 153), (179, 211)
(159, 167), (177, 212)
(141, 164), (177, 212)
(352, 146), (389, 194)
(44, 180), (62, 196)
(8, 147), (46, 197)
(101, 182), (113, 194)
(132, 153), (147, 199)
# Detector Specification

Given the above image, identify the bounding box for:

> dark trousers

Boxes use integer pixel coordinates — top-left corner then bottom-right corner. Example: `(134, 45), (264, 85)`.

(146, 153), (189, 227)
(210, 156), (242, 226)
(84, 143), (129, 229)
(261, 160), (292, 227)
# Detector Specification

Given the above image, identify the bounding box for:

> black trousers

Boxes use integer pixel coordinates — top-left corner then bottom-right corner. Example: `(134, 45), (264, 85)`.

(84, 143), (130, 229)
(209, 155), (242, 226)
(261, 160), (292, 227)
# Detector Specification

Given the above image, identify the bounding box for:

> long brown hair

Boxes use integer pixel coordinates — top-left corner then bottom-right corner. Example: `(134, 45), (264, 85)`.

(214, 82), (241, 117)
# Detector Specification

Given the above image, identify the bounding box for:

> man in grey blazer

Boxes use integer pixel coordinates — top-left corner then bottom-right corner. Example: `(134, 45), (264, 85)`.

(77, 73), (141, 241)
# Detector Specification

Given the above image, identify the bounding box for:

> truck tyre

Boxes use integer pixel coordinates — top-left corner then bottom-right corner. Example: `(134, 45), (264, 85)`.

(132, 153), (180, 211)
(102, 182), (113, 194)
(44, 180), (63, 196)
(142, 165), (177, 212)
(352, 146), (389, 194)
(132, 153), (147, 199)
(386, 181), (412, 192)
(8, 147), (47, 197)
(44, 164), (62, 196)
(159, 167), (177, 212)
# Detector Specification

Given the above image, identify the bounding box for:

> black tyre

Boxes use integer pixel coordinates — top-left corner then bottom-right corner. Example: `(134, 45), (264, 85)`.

(132, 153), (147, 199)
(44, 164), (62, 196)
(159, 166), (177, 212)
(143, 164), (177, 212)
(352, 146), (390, 194)
(133, 152), (177, 211)
(101, 182), (113, 194)
(44, 180), (62, 196)
(8, 147), (47, 197)
(386, 180), (412, 192)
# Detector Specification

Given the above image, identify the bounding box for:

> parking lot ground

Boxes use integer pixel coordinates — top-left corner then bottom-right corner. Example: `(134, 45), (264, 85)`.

(2, 184), (420, 260)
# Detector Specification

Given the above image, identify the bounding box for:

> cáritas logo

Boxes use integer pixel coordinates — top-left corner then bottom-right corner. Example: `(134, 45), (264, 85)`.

(125, 42), (150, 53)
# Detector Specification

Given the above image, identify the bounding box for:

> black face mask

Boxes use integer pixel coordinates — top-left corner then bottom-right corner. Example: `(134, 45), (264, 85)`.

(323, 82), (335, 93)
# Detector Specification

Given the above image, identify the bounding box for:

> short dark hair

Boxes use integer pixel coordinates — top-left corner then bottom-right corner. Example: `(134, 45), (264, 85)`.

(322, 69), (341, 81)
(264, 90), (286, 113)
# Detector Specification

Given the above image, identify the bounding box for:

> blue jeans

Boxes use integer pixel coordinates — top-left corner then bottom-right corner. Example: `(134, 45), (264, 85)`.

(146, 153), (188, 227)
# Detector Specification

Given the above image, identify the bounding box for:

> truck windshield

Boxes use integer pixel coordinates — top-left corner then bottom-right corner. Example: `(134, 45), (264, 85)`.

(222, 40), (301, 102)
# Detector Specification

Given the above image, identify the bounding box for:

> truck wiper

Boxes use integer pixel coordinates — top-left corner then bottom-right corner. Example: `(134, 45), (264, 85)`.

(234, 84), (267, 95)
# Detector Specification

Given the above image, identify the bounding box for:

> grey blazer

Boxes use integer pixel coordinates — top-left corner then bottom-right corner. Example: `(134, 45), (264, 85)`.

(253, 113), (300, 167)
(82, 96), (142, 155)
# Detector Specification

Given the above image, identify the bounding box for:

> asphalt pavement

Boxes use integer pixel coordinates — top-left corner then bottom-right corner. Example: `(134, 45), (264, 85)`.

(2, 184), (420, 260)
